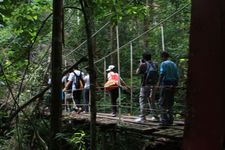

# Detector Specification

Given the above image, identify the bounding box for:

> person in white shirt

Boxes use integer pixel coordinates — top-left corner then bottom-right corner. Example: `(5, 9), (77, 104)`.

(83, 72), (90, 112)
(63, 66), (84, 112)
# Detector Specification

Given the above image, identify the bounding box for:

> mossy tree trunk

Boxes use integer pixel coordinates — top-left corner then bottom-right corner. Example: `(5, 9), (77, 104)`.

(50, 0), (63, 149)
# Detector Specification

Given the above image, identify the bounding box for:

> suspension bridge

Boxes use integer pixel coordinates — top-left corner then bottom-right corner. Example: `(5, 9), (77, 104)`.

(43, 3), (190, 147)
(60, 3), (189, 118)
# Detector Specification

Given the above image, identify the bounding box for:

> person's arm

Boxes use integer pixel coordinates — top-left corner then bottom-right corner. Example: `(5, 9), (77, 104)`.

(120, 77), (126, 86)
(159, 63), (165, 85)
(107, 72), (111, 80)
(63, 80), (72, 92)
(63, 72), (74, 92)
(175, 64), (179, 81)
(136, 62), (145, 74)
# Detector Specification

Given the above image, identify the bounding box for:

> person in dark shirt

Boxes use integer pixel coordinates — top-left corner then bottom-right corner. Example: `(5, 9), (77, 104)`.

(135, 52), (159, 123)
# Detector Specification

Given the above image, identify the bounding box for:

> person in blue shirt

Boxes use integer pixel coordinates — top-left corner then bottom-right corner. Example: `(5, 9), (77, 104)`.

(159, 51), (179, 126)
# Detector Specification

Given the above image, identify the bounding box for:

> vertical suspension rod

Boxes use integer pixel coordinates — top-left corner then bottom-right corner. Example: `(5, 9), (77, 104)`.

(116, 25), (121, 121)
(160, 24), (165, 51)
(103, 58), (107, 112)
(130, 42), (133, 115)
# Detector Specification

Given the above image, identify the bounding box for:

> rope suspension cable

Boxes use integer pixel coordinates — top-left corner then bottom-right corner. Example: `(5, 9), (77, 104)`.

(63, 1), (136, 58)
(94, 3), (191, 64)
(61, 3), (190, 65)
(90, 3), (190, 116)
(63, 1), (137, 59)
(64, 3), (190, 116)
(64, 21), (110, 58)
(120, 3), (191, 50)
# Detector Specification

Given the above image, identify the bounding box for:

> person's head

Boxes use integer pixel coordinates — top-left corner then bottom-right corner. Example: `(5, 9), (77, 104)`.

(84, 66), (89, 74)
(161, 51), (169, 60)
(73, 65), (79, 70)
(106, 65), (115, 72)
(142, 51), (151, 61)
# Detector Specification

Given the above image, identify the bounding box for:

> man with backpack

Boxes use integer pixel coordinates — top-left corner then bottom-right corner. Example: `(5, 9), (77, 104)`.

(63, 66), (84, 112)
(159, 51), (179, 126)
(135, 51), (159, 123)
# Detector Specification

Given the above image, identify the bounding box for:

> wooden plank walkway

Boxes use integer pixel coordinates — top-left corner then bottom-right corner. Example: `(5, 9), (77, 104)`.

(63, 112), (184, 140)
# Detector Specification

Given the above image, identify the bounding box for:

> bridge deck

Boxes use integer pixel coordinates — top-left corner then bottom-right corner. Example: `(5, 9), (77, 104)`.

(64, 112), (184, 140)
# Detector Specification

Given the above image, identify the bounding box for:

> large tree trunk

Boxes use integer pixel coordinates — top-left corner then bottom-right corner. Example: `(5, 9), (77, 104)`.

(80, 0), (97, 150)
(50, 0), (63, 149)
(183, 1), (225, 150)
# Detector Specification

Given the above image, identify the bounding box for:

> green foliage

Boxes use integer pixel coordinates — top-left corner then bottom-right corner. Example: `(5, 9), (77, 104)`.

(69, 130), (86, 150)
(0, 0), (52, 102)
(56, 130), (87, 150)
(0, 115), (50, 150)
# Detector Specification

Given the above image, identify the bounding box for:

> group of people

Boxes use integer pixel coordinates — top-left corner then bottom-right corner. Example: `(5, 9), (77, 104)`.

(59, 51), (178, 126)
(104, 50), (178, 126)
(135, 51), (179, 126)
(62, 66), (90, 113)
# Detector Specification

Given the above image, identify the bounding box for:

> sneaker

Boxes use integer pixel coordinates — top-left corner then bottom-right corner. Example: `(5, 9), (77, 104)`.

(112, 113), (116, 117)
(149, 116), (159, 122)
(135, 118), (146, 123)
(77, 108), (82, 114)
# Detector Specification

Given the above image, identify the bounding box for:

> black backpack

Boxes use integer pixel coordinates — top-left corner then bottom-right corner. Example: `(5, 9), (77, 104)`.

(145, 62), (159, 85)
(74, 72), (84, 90)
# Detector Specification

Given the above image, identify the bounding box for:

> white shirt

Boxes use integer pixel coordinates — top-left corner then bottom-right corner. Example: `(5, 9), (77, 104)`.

(83, 74), (90, 89)
(68, 70), (84, 91)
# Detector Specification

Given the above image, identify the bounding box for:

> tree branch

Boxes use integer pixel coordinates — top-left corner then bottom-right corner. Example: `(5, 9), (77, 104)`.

(64, 6), (82, 11)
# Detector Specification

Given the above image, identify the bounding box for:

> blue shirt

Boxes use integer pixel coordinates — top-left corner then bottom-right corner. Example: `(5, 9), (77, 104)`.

(160, 60), (179, 83)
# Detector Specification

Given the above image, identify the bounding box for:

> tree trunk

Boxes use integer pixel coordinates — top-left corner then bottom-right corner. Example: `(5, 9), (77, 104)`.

(183, 1), (225, 150)
(80, 0), (97, 150)
(50, 0), (63, 149)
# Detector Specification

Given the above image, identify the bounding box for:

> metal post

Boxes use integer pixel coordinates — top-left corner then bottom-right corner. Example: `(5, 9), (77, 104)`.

(104, 58), (107, 112)
(160, 24), (165, 51)
(130, 42), (133, 115)
(116, 25), (121, 121)
(64, 60), (67, 112)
